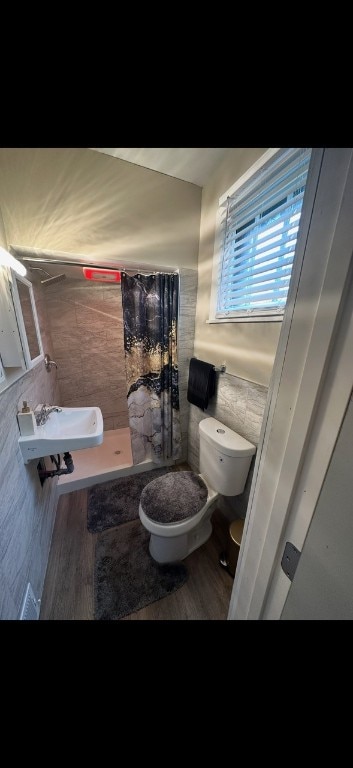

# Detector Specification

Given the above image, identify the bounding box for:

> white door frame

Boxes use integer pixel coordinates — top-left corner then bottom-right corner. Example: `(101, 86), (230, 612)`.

(228, 147), (353, 620)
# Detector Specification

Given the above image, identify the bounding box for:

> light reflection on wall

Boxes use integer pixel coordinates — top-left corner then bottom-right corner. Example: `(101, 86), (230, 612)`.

(0, 148), (202, 268)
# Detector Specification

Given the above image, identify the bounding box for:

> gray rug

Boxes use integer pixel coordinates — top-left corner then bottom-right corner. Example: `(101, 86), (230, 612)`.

(94, 520), (188, 620)
(87, 467), (169, 533)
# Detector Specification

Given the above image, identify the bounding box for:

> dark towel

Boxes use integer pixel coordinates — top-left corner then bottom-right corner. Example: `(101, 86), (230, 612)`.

(187, 357), (216, 411)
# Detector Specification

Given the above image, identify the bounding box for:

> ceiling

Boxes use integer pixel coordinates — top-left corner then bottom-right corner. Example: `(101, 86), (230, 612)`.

(90, 148), (231, 187)
(9, 148), (232, 279)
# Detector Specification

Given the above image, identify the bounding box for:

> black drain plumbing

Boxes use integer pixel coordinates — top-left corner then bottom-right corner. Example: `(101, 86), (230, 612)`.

(37, 452), (74, 486)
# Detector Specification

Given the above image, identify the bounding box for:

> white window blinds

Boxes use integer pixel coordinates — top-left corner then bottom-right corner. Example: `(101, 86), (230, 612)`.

(216, 148), (312, 319)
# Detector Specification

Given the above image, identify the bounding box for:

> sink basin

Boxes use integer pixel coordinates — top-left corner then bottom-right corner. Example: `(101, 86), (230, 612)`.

(19, 406), (104, 462)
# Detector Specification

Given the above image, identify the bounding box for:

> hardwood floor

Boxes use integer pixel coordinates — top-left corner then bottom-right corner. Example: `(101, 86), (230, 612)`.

(40, 472), (234, 621)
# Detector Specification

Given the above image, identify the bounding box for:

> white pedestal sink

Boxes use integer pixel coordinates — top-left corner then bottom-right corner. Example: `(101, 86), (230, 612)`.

(18, 406), (104, 463)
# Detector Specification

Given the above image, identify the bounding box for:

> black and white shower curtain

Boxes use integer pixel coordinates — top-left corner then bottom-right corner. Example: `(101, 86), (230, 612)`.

(121, 272), (182, 465)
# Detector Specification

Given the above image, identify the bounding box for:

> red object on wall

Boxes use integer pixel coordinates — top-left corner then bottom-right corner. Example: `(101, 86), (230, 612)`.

(82, 267), (121, 282)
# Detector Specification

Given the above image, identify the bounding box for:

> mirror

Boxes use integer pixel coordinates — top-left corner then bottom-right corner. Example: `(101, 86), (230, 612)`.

(10, 270), (43, 367)
(15, 278), (41, 360)
(0, 266), (43, 393)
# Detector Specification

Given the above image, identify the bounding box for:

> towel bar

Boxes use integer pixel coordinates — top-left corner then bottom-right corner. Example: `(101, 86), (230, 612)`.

(213, 365), (226, 373)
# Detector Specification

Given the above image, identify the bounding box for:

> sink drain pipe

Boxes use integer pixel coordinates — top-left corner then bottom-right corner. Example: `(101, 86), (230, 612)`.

(38, 452), (74, 480)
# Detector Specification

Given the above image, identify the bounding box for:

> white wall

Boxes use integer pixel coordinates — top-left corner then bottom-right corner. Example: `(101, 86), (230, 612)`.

(194, 148), (282, 387)
(0, 206), (6, 246)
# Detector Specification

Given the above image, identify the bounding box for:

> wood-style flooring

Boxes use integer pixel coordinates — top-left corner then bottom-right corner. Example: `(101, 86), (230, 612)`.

(40, 471), (234, 621)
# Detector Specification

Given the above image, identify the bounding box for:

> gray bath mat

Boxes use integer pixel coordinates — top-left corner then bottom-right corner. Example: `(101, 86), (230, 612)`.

(94, 520), (188, 620)
(87, 467), (169, 533)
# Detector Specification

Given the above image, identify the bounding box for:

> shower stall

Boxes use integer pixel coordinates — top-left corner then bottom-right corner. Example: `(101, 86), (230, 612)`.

(13, 251), (198, 492)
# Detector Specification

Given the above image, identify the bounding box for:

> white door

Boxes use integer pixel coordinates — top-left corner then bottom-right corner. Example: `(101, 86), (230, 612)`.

(228, 147), (353, 620)
(281, 392), (353, 620)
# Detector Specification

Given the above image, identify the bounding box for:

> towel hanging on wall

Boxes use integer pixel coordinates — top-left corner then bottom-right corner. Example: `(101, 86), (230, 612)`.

(187, 357), (216, 411)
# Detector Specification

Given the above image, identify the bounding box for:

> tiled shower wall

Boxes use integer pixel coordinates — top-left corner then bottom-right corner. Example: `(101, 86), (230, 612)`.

(188, 373), (268, 520)
(44, 279), (129, 431)
(43, 268), (198, 463)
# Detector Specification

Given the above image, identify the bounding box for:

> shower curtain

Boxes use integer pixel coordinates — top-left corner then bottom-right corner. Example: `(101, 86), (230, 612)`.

(121, 272), (182, 465)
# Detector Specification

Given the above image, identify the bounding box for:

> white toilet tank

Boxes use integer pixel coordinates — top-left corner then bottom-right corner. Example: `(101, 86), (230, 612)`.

(199, 417), (256, 496)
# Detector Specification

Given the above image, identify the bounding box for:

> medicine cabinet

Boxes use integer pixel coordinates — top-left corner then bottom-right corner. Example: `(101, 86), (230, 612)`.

(0, 266), (44, 393)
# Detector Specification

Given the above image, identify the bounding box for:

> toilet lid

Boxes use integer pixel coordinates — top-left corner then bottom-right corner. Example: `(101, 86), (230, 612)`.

(140, 471), (208, 524)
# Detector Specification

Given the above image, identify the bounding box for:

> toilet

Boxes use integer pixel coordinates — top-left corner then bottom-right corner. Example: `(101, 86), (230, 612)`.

(139, 417), (256, 563)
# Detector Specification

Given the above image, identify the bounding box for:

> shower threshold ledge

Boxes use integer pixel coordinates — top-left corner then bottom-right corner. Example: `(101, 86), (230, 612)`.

(56, 428), (174, 495)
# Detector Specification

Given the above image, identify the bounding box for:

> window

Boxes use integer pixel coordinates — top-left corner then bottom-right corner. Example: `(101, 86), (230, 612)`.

(212, 148), (312, 322)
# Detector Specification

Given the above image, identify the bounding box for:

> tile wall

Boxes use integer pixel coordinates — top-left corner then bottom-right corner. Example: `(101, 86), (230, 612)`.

(187, 373), (268, 520)
(44, 279), (128, 431)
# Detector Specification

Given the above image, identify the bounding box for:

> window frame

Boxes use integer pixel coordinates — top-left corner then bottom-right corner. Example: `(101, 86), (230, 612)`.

(208, 147), (307, 324)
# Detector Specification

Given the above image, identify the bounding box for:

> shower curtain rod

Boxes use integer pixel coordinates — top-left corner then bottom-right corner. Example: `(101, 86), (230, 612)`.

(16, 256), (179, 276)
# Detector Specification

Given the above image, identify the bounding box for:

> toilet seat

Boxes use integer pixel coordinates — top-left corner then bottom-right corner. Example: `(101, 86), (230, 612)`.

(140, 471), (208, 524)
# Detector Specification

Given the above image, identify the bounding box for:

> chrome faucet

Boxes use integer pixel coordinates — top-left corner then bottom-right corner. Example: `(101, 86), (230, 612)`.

(35, 404), (62, 426)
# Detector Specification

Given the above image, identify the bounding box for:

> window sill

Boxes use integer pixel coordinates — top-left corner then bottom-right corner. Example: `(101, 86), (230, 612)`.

(207, 315), (284, 324)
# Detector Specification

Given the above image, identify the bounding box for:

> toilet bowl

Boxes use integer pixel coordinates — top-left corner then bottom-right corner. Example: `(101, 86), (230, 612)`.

(139, 417), (256, 563)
